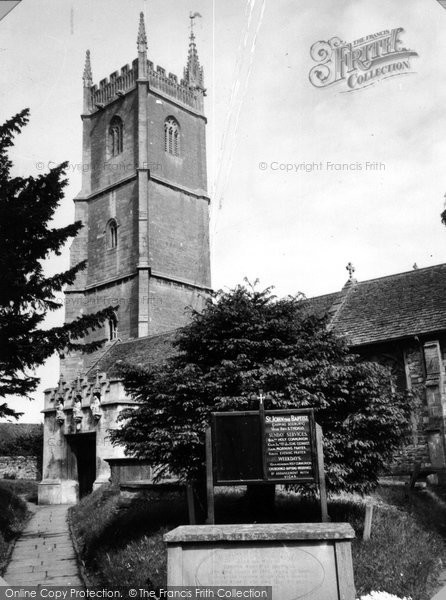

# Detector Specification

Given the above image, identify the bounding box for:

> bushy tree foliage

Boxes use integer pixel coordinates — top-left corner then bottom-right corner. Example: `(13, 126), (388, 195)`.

(0, 425), (43, 457)
(0, 110), (116, 418)
(111, 283), (412, 493)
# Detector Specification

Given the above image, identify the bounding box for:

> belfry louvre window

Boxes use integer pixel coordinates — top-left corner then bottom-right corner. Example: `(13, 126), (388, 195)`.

(107, 219), (118, 249)
(164, 117), (180, 156)
(109, 116), (123, 157)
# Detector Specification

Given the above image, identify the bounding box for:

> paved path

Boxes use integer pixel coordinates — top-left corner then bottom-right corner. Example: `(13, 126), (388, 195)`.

(3, 505), (83, 586)
(433, 582), (446, 599)
(433, 570), (446, 600)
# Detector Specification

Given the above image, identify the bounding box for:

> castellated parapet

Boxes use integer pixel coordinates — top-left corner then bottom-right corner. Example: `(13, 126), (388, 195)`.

(88, 58), (205, 114)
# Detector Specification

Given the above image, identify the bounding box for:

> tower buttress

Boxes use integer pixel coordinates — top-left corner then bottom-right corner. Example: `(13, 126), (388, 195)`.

(80, 50), (93, 198)
(136, 11), (150, 337)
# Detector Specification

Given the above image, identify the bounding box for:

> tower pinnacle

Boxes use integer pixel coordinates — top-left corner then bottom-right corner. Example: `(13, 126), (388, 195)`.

(183, 12), (205, 92)
(137, 12), (148, 80)
(83, 50), (92, 86)
(137, 11), (147, 53)
(82, 50), (93, 113)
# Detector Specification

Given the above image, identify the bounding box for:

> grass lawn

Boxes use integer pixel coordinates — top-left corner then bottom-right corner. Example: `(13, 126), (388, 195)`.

(0, 483), (30, 576)
(69, 483), (446, 599)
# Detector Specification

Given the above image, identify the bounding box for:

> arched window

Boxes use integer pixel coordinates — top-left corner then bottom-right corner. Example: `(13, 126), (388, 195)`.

(108, 315), (118, 341)
(109, 116), (123, 157)
(106, 219), (118, 249)
(164, 117), (180, 157)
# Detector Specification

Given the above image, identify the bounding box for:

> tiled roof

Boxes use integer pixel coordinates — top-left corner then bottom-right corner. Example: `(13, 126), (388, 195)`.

(304, 291), (340, 316)
(88, 329), (180, 379)
(309, 263), (446, 347)
(88, 263), (446, 379)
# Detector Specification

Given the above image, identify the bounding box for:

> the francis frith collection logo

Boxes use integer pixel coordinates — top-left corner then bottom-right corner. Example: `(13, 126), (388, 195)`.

(309, 28), (418, 92)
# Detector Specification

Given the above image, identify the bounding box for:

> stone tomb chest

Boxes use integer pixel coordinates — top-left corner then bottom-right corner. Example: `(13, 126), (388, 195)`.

(164, 523), (356, 600)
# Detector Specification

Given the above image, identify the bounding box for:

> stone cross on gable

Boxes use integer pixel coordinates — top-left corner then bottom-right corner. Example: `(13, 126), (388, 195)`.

(346, 262), (355, 280)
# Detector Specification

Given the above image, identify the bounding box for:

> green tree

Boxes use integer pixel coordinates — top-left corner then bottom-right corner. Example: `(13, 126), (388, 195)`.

(111, 283), (412, 494)
(0, 425), (43, 457)
(0, 109), (116, 419)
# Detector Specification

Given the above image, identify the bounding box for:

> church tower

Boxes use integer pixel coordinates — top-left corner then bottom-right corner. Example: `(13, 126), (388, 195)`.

(39, 13), (211, 505)
(62, 12), (211, 381)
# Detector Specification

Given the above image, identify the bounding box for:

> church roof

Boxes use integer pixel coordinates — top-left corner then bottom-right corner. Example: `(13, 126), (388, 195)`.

(87, 263), (446, 381)
(87, 330), (179, 379)
(309, 262), (446, 347)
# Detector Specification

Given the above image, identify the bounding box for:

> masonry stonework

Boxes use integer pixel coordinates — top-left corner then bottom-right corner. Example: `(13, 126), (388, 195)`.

(316, 265), (446, 482)
(39, 13), (211, 504)
(391, 343), (431, 474)
(0, 457), (38, 480)
(40, 13), (446, 505)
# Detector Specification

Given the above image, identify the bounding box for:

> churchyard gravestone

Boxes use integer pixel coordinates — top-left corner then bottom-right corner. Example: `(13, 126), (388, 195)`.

(164, 522), (356, 599)
(164, 406), (356, 597)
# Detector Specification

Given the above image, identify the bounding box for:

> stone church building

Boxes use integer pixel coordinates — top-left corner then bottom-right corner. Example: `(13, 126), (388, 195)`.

(38, 14), (446, 504)
(309, 263), (446, 482)
(38, 13), (211, 504)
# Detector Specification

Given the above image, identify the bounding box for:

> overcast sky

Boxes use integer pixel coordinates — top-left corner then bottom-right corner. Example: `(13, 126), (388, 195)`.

(2, 0), (446, 421)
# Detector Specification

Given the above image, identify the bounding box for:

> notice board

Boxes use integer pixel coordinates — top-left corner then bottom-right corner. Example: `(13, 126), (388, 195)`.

(211, 409), (317, 486)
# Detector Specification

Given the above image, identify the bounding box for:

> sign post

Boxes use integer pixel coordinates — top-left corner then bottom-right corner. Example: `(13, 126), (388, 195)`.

(206, 407), (328, 524)
(315, 423), (328, 522)
(205, 426), (215, 525)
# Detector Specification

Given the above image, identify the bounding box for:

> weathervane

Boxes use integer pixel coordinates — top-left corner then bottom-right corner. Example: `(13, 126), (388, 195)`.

(189, 11), (202, 34)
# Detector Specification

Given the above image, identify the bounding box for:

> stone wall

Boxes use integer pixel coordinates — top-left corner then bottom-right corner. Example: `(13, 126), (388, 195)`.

(61, 57), (211, 382)
(359, 336), (446, 477)
(0, 456), (39, 480)
(146, 93), (207, 192)
(390, 341), (431, 473)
